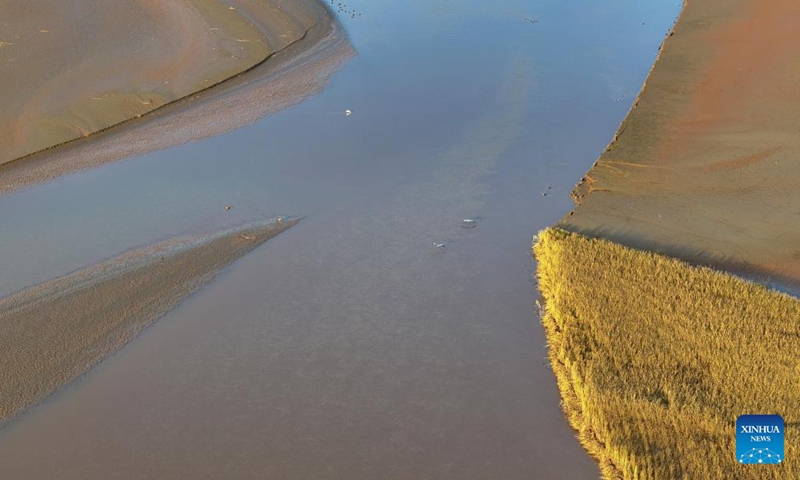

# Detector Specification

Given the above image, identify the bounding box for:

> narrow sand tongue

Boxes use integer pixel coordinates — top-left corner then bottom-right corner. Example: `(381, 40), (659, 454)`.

(0, 218), (298, 428)
(0, 0), (305, 166)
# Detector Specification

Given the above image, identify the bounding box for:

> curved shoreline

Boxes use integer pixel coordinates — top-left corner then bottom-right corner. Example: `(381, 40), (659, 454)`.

(0, 217), (298, 429)
(536, 0), (800, 476)
(559, 0), (800, 288)
(0, 0), (354, 195)
(1, 0), (279, 165)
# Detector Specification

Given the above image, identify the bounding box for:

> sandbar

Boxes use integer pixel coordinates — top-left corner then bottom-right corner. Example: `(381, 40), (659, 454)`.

(0, 0), (353, 194)
(0, 217), (297, 428)
(560, 0), (800, 288)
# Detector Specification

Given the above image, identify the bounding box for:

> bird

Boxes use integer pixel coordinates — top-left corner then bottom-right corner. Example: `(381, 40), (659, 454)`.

(345, 109), (352, 116)
(431, 242), (446, 249)
(461, 219), (477, 228)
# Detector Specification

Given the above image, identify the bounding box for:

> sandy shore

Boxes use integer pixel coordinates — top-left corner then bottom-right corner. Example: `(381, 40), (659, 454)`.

(0, 218), (297, 428)
(560, 0), (800, 287)
(0, 0), (351, 193)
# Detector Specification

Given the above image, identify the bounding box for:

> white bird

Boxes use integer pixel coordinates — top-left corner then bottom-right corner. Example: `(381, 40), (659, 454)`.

(345, 109), (352, 116)
(431, 242), (446, 249)
(461, 219), (477, 228)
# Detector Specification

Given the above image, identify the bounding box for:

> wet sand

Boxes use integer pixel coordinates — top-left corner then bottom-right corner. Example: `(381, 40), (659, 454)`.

(0, 0), (683, 477)
(0, 0), (349, 191)
(0, 218), (296, 428)
(561, 0), (800, 287)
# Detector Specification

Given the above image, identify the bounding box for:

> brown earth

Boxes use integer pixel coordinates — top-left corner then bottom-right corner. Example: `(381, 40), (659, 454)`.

(0, 0), (349, 187)
(560, 0), (800, 288)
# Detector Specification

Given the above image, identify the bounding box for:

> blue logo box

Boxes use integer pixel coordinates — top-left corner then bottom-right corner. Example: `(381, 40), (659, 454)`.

(737, 414), (784, 464)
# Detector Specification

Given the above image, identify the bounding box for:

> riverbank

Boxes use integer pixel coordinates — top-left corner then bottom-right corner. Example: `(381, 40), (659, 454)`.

(0, 0), (681, 476)
(0, 218), (297, 428)
(536, 0), (800, 476)
(0, 0), (352, 195)
(560, 0), (800, 288)
(534, 228), (798, 478)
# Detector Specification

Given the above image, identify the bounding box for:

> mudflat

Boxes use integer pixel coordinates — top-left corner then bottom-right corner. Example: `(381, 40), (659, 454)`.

(0, 0), (333, 170)
(561, 0), (800, 287)
(0, 218), (297, 428)
(0, 0), (353, 196)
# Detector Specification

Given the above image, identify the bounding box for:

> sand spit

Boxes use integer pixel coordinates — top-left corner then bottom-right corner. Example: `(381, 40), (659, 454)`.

(0, 0), (353, 194)
(0, 217), (298, 428)
(560, 0), (800, 287)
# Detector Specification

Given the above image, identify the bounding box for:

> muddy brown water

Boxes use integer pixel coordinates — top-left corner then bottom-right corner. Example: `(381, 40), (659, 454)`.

(0, 0), (682, 477)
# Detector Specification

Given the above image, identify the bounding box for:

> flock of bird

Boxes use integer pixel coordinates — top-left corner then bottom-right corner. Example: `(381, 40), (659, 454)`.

(430, 219), (478, 250)
(328, 0), (362, 19)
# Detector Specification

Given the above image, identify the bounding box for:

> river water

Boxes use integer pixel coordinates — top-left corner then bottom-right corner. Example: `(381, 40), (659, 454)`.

(0, 0), (681, 478)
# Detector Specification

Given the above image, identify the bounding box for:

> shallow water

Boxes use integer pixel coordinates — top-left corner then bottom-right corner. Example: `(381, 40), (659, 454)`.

(0, 0), (682, 477)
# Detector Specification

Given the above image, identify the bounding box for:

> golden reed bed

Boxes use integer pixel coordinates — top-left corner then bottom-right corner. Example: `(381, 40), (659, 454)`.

(534, 228), (798, 479)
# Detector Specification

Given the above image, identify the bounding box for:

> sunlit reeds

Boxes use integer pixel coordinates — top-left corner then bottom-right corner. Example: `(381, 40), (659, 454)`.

(534, 228), (799, 479)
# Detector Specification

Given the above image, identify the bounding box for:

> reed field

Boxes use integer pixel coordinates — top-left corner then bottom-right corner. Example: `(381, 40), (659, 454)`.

(533, 227), (799, 479)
